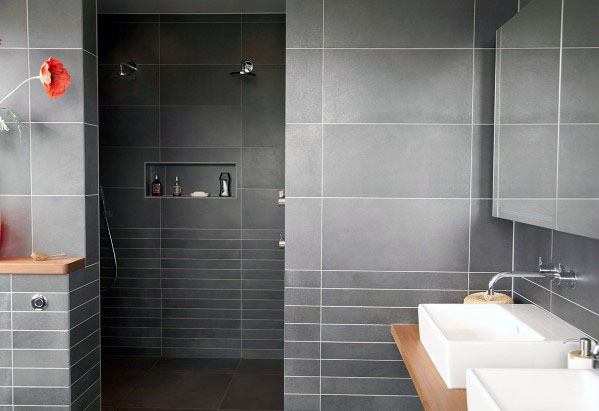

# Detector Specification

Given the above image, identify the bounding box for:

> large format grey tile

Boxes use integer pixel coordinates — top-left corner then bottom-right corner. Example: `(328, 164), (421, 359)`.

(558, 125), (599, 198)
(563, 0), (599, 47)
(469, 200), (513, 272)
(161, 106), (241, 148)
(99, 107), (159, 147)
(496, 125), (558, 198)
(552, 230), (599, 314)
(473, 49), (496, 125)
(498, 0), (562, 48)
(29, 49), (85, 123)
(285, 124), (322, 197)
(28, 0), (83, 48)
(242, 189), (284, 229)
(162, 196), (241, 229)
(497, 49), (560, 124)
(242, 147), (285, 189)
(0, 124), (30, 196)
(475, 0), (519, 48)
(31, 123), (85, 195)
(513, 222), (552, 272)
(472, 125), (494, 199)
(98, 64), (158, 106)
(556, 200), (599, 240)
(286, 0), (322, 48)
(160, 22), (240, 64)
(324, 0), (474, 48)
(321, 393), (423, 410)
(561, 49), (599, 124)
(160, 65), (240, 106)
(0, 0), (27, 47)
(0, 49), (29, 117)
(85, 125), (98, 195)
(100, 147), (158, 188)
(32, 196), (86, 257)
(286, 49), (322, 123)
(323, 124), (471, 198)
(243, 22), (285, 65)
(323, 50), (472, 124)
(242, 65), (285, 147)
(98, 20), (159, 64)
(322, 199), (470, 271)
(101, 188), (160, 228)
(285, 198), (321, 271)
(0, 197), (31, 257)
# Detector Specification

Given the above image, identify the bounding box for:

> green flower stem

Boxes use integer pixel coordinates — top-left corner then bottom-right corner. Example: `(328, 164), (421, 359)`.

(0, 75), (40, 106)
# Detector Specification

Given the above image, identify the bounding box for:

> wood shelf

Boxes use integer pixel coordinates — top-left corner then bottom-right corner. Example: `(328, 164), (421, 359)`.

(391, 324), (467, 411)
(0, 257), (85, 275)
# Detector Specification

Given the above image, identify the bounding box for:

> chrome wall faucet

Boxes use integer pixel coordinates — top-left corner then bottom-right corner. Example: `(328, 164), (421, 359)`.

(487, 257), (576, 296)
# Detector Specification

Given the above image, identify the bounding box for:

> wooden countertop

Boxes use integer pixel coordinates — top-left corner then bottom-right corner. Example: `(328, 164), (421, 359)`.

(391, 324), (467, 411)
(0, 257), (85, 275)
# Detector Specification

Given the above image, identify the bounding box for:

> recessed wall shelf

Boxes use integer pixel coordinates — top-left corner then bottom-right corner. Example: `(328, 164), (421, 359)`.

(144, 162), (237, 199)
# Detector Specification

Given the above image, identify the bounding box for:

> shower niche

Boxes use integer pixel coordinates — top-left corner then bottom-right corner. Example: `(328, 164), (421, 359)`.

(144, 162), (237, 198)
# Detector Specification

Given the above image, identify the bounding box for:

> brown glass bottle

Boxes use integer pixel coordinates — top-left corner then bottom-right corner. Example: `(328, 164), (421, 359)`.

(151, 174), (163, 196)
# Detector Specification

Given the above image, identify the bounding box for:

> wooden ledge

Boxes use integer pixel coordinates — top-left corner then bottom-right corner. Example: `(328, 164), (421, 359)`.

(0, 257), (85, 275)
(391, 324), (466, 411)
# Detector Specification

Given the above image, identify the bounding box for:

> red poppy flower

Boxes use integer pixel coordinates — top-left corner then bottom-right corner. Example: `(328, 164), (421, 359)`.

(39, 57), (71, 99)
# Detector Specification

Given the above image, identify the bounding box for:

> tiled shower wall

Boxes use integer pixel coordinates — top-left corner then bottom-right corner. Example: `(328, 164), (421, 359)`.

(98, 13), (285, 359)
(284, 0), (518, 409)
(0, 0), (100, 409)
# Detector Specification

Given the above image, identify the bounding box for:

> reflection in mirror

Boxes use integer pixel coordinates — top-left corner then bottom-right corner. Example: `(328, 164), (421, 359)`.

(493, 0), (599, 239)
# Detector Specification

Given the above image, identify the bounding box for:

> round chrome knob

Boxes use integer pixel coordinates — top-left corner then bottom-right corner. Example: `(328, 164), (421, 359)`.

(31, 294), (48, 311)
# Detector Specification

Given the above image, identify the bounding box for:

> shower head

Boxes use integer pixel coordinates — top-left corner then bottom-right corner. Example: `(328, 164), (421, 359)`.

(112, 62), (138, 81)
(230, 60), (256, 77)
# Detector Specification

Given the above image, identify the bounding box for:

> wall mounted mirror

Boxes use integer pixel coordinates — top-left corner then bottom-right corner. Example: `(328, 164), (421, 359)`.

(493, 0), (599, 239)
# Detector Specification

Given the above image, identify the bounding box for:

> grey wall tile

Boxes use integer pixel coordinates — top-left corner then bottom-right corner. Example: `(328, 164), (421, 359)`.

(242, 65), (285, 147)
(242, 189), (284, 229)
(29, 50), (85, 123)
(32, 196), (86, 257)
(324, 0), (474, 48)
(160, 23), (241, 64)
(0, 0), (28, 47)
(563, 0), (599, 47)
(286, 0), (322, 48)
(82, 0), (97, 54)
(161, 65), (240, 106)
(83, 52), (98, 126)
(85, 125), (99, 195)
(286, 49), (322, 123)
(514, 277), (550, 311)
(0, 49), (29, 116)
(561, 49), (599, 123)
(0, 196), (31, 256)
(552, 292), (599, 340)
(242, 147), (285, 189)
(498, 0), (562, 48)
(0, 126), (31, 196)
(31, 123), (85, 195)
(497, 49), (560, 124)
(285, 124), (322, 197)
(100, 107), (159, 147)
(321, 394), (423, 411)
(285, 198), (321, 271)
(323, 50), (472, 123)
(475, 0), (519, 48)
(161, 106), (241, 148)
(322, 199), (469, 271)
(473, 49), (496, 125)
(99, 64), (158, 105)
(558, 125), (599, 198)
(323, 124), (471, 198)
(28, 0), (83, 48)
(496, 125), (558, 198)
(472, 125), (494, 199)
(513, 222), (552, 271)
(469, 200), (513, 272)
(556, 200), (599, 239)
(322, 271), (467, 291)
(243, 22), (285, 65)
(98, 20), (159, 64)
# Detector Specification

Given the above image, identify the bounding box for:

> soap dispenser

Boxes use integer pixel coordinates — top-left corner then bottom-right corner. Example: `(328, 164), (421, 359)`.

(566, 337), (595, 369)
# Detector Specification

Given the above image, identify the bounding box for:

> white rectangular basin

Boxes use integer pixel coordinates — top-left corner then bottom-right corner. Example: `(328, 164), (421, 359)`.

(467, 368), (599, 411)
(418, 304), (581, 388)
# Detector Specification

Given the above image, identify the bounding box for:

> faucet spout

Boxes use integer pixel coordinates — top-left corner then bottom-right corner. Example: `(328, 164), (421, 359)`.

(487, 272), (542, 296)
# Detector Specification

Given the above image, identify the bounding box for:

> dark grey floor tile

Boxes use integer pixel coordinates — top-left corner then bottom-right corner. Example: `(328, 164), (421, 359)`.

(122, 372), (232, 409)
(150, 358), (240, 374)
(236, 359), (283, 375)
(220, 373), (283, 410)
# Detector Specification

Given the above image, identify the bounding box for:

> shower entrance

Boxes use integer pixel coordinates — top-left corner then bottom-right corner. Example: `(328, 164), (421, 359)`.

(98, 10), (285, 410)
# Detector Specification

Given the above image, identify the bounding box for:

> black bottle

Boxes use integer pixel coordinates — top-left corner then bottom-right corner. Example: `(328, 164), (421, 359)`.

(151, 174), (163, 196)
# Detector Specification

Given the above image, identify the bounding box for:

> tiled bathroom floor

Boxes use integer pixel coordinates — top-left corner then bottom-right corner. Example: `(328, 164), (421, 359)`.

(101, 357), (284, 410)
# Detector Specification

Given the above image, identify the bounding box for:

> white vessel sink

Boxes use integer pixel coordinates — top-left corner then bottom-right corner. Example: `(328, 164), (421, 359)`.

(418, 304), (581, 388)
(467, 368), (599, 411)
